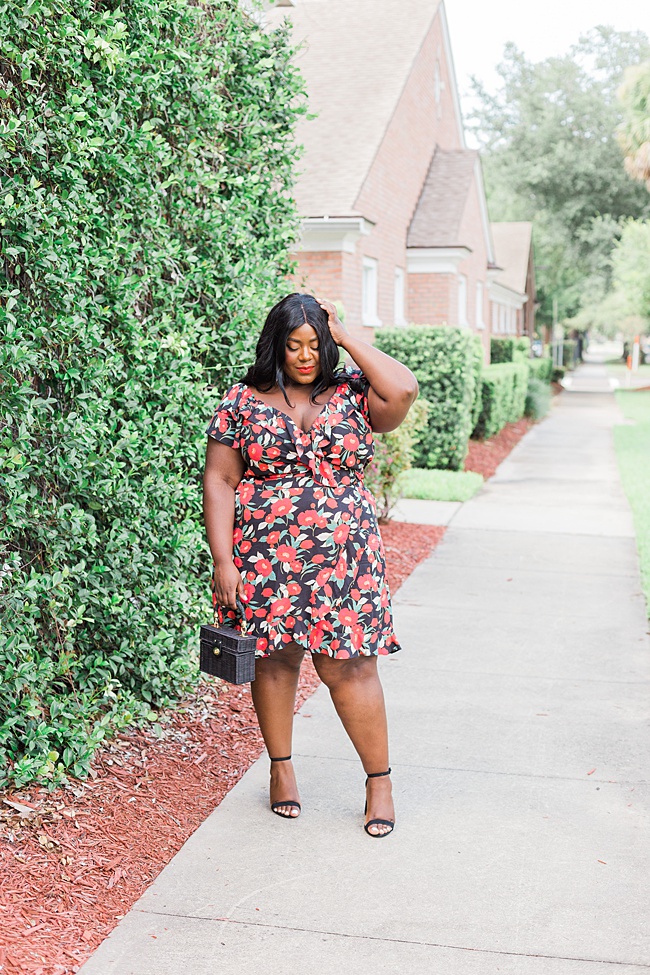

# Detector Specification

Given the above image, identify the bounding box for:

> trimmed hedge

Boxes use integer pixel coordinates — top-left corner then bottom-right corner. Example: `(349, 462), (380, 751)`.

(374, 326), (480, 470)
(529, 357), (553, 382)
(490, 336), (530, 364)
(365, 399), (429, 522)
(0, 1), (306, 787)
(473, 362), (529, 439)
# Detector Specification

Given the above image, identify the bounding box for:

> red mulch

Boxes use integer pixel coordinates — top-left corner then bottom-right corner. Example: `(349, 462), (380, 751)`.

(0, 522), (445, 975)
(464, 417), (535, 480)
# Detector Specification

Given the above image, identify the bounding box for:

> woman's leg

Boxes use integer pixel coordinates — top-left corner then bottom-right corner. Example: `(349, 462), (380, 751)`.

(250, 641), (305, 817)
(311, 654), (394, 835)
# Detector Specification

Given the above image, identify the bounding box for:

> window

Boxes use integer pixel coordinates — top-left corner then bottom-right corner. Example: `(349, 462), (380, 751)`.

(362, 257), (381, 327)
(458, 273), (468, 326)
(394, 267), (406, 326)
(475, 282), (484, 329)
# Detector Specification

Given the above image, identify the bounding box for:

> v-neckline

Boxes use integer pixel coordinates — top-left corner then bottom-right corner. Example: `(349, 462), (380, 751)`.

(244, 383), (342, 437)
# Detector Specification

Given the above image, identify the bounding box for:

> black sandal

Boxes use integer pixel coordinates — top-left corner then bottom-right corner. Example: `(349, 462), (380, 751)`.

(269, 756), (301, 819)
(364, 768), (394, 837)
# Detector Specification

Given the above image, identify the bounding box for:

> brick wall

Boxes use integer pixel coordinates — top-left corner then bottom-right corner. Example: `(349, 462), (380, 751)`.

(408, 272), (455, 325)
(292, 7), (465, 339)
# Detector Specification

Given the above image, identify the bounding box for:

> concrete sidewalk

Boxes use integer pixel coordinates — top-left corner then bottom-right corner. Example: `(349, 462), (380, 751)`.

(79, 364), (650, 974)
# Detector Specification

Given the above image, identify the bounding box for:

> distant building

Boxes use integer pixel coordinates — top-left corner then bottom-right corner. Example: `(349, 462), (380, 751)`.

(266, 0), (533, 357)
(489, 222), (536, 340)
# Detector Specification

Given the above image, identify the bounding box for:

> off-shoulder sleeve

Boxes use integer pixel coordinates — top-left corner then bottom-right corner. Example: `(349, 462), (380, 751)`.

(206, 384), (243, 449)
(347, 370), (371, 425)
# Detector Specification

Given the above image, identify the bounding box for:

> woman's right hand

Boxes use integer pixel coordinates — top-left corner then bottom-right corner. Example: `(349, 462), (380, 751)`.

(213, 562), (246, 610)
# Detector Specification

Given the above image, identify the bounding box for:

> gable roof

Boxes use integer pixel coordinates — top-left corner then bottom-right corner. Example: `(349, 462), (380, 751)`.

(491, 222), (533, 294)
(266, 0), (453, 219)
(407, 148), (478, 247)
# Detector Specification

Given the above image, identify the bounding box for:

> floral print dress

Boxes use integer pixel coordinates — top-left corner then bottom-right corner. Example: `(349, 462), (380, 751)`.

(206, 373), (401, 659)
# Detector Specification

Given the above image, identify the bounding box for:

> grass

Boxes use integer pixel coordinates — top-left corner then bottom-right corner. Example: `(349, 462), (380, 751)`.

(400, 467), (484, 503)
(605, 361), (650, 383)
(614, 390), (650, 614)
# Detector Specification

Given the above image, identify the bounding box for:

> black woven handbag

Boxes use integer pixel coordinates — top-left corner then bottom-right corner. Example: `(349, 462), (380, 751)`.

(199, 598), (256, 685)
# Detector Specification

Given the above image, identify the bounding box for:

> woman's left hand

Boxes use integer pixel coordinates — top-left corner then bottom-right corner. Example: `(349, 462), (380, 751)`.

(317, 297), (347, 347)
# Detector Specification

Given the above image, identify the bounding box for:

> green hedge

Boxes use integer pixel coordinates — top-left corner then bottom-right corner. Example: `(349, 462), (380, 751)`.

(473, 362), (529, 439)
(365, 399), (429, 521)
(0, 0), (306, 787)
(490, 336), (530, 364)
(374, 326), (480, 470)
(529, 357), (553, 382)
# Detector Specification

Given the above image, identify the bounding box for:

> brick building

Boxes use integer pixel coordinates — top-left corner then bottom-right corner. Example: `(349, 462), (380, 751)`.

(265, 0), (534, 359)
(489, 223), (536, 339)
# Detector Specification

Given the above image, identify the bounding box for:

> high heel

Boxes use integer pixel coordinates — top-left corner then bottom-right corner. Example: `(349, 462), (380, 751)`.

(269, 756), (301, 819)
(364, 768), (394, 837)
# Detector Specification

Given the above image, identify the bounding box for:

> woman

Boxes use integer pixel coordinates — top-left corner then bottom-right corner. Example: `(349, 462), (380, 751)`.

(203, 293), (418, 837)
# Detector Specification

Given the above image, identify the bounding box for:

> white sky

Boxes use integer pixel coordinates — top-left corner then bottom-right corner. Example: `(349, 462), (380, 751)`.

(445, 0), (650, 107)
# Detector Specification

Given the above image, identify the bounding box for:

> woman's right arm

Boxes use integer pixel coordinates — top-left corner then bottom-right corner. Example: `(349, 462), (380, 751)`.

(203, 438), (246, 609)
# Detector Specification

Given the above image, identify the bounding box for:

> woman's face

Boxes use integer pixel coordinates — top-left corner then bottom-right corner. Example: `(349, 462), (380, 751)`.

(284, 322), (320, 385)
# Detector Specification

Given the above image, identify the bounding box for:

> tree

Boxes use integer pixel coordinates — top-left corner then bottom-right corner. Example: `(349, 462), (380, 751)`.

(612, 219), (650, 324)
(469, 28), (650, 326)
(618, 61), (650, 189)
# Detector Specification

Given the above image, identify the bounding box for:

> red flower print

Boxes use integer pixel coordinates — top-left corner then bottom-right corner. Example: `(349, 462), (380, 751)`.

(276, 544), (298, 562)
(270, 597), (291, 617)
(271, 498), (294, 517)
(338, 608), (359, 626)
(238, 482), (254, 504)
(333, 524), (350, 544)
(351, 625), (364, 651)
(206, 376), (400, 659)
(358, 574), (377, 591)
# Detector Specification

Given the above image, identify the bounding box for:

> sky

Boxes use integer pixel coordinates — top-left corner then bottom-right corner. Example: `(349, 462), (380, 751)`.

(445, 0), (650, 106)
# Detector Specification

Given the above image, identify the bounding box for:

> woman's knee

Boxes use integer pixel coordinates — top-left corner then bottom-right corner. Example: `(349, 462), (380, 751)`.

(257, 641), (304, 675)
(313, 653), (378, 689)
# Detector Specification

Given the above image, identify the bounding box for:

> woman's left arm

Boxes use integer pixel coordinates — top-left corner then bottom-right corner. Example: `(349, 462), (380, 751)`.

(318, 298), (419, 433)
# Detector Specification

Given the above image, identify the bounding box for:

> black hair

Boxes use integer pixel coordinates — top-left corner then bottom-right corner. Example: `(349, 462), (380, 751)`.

(242, 293), (359, 404)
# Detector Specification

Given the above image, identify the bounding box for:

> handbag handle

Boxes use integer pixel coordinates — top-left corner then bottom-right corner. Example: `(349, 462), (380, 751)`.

(211, 584), (248, 635)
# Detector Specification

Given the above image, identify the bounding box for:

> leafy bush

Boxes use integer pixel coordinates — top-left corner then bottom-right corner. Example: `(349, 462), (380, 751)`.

(374, 326), (480, 470)
(529, 357), (553, 382)
(471, 336), (485, 428)
(473, 362), (529, 439)
(490, 337), (516, 363)
(365, 399), (429, 522)
(525, 376), (552, 419)
(552, 365), (566, 383)
(562, 341), (579, 369)
(0, 0), (306, 787)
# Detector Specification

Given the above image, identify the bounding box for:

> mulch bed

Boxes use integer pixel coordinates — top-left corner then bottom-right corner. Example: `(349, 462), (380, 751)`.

(0, 522), (445, 975)
(464, 417), (535, 480)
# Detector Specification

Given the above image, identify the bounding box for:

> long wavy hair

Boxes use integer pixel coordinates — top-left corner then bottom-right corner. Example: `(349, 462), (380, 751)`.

(242, 293), (358, 404)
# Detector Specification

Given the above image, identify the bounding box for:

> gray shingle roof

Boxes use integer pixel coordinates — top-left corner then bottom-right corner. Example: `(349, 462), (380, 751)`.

(266, 0), (442, 218)
(406, 148), (478, 247)
(491, 222), (533, 294)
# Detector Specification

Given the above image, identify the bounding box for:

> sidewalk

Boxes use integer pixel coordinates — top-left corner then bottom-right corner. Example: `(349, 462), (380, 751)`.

(79, 364), (650, 975)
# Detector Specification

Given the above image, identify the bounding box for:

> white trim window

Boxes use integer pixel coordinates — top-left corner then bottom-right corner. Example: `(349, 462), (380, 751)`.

(458, 273), (468, 326)
(362, 257), (381, 327)
(394, 267), (406, 326)
(475, 281), (484, 329)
